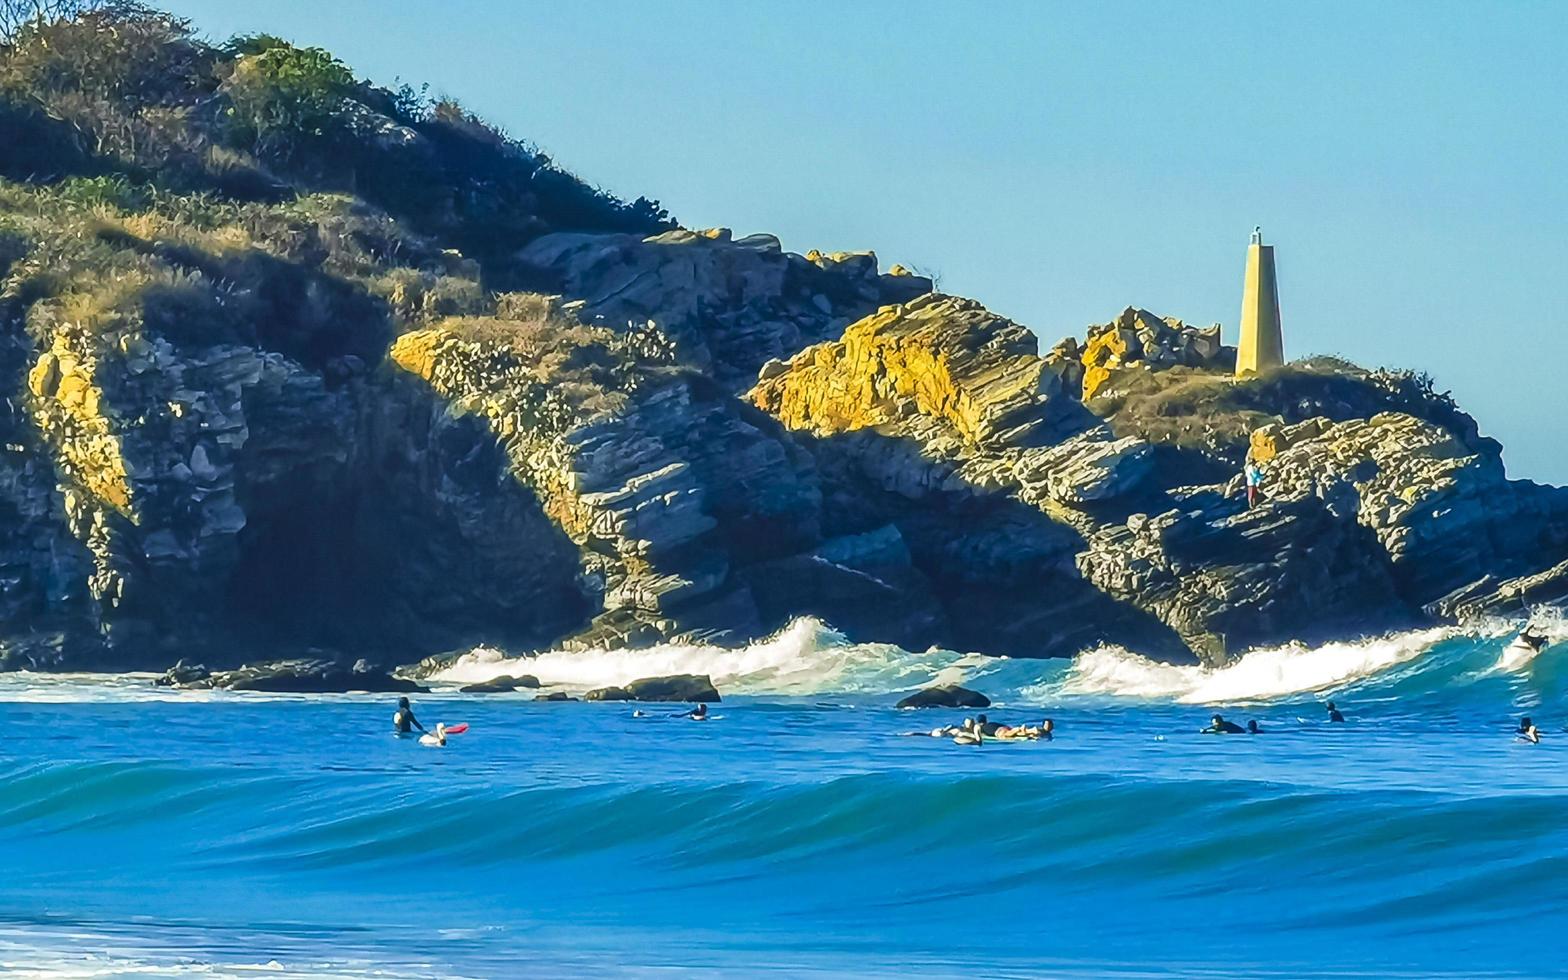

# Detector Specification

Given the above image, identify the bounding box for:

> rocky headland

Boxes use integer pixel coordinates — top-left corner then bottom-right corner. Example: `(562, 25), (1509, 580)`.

(0, 8), (1564, 677)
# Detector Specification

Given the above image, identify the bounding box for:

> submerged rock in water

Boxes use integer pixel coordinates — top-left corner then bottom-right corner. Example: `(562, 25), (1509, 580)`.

(458, 674), (540, 694)
(584, 685), (633, 702)
(534, 691), (579, 702)
(896, 685), (991, 709)
(186, 659), (424, 694)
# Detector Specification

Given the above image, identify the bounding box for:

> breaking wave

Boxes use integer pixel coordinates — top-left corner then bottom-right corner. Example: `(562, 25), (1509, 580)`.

(426, 612), (1566, 707)
(431, 616), (988, 696)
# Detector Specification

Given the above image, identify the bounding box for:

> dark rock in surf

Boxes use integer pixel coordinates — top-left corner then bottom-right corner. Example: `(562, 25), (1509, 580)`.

(625, 673), (721, 703)
(534, 691), (579, 702)
(186, 658), (424, 694)
(155, 659), (210, 687)
(896, 684), (991, 709)
(459, 674), (540, 693)
(586, 675), (719, 702)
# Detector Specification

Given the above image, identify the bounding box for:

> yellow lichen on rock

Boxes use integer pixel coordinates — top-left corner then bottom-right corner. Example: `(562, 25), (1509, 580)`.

(1079, 324), (1135, 399)
(750, 294), (1052, 447)
(27, 336), (134, 514)
(1249, 423), (1286, 463)
(388, 329), (450, 383)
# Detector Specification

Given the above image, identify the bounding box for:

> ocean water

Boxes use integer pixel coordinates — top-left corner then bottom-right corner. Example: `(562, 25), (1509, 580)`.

(3, 616), (1568, 978)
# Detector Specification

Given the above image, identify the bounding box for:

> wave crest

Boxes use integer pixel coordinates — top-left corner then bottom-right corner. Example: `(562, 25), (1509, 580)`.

(432, 617), (974, 696)
(1053, 627), (1463, 704)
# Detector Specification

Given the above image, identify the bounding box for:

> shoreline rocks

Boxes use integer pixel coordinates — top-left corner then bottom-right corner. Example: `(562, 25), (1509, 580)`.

(179, 659), (425, 694)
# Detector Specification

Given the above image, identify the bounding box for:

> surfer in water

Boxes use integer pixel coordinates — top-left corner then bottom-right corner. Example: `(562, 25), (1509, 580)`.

(953, 719), (984, 746)
(1326, 701), (1345, 723)
(994, 718), (1054, 740)
(683, 703), (709, 721)
(1247, 720), (1264, 734)
(1517, 627), (1548, 653)
(1201, 714), (1245, 734)
(393, 696), (425, 735)
(1517, 717), (1541, 744)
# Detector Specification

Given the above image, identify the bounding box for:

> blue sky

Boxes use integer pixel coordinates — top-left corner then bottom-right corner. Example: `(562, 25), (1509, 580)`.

(161, 1), (1568, 484)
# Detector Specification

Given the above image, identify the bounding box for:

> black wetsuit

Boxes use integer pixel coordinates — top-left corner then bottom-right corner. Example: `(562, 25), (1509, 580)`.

(1327, 708), (1345, 723)
(1202, 720), (1245, 734)
(393, 707), (424, 734)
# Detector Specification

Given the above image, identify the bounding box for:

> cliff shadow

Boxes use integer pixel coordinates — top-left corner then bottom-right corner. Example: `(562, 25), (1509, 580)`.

(222, 370), (592, 663)
(777, 425), (1201, 663)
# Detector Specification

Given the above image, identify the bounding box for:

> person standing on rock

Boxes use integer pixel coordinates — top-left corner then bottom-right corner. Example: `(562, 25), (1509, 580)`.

(1245, 459), (1265, 510)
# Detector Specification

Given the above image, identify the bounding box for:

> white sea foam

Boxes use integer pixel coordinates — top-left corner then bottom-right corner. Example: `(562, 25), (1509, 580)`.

(1051, 626), (1464, 704)
(432, 617), (971, 696)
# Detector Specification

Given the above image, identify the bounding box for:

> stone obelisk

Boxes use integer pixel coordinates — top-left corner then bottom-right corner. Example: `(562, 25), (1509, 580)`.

(1235, 227), (1283, 377)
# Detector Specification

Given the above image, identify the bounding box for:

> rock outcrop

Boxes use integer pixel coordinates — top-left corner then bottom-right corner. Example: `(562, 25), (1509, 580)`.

(1076, 308), (1232, 399)
(748, 296), (1568, 664)
(586, 674), (720, 703)
(518, 230), (931, 391)
(182, 658), (424, 693)
(459, 674), (540, 693)
(896, 684), (991, 709)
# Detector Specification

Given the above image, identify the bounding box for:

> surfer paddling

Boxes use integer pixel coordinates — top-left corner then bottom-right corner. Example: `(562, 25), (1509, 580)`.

(1517, 717), (1541, 744)
(1201, 714), (1245, 734)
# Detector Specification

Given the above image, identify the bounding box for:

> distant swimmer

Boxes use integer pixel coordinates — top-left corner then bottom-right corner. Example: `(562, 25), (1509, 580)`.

(1247, 720), (1264, 734)
(975, 713), (1003, 737)
(393, 695), (425, 735)
(1201, 714), (1245, 734)
(1517, 717), (1541, 744)
(419, 722), (448, 747)
(683, 703), (709, 721)
(1325, 702), (1345, 723)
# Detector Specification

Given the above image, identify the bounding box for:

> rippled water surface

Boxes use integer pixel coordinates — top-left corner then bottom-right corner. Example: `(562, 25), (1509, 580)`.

(3, 618), (1567, 977)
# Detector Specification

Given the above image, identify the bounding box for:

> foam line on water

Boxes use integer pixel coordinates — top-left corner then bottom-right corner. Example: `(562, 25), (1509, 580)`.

(1051, 626), (1466, 704)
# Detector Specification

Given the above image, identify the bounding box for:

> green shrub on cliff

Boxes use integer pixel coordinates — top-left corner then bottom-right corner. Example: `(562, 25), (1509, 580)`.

(0, 2), (672, 274)
(219, 42), (353, 162)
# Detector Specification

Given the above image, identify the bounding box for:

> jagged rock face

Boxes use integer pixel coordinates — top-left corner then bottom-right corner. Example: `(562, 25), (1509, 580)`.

(750, 294), (1091, 449)
(746, 296), (1568, 664)
(1077, 491), (1407, 661)
(1245, 414), (1568, 608)
(391, 326), (835, 647)
(518, 229), (931, 392)
(1077, 307), (1233, 399)
(5, 316), (592, 668)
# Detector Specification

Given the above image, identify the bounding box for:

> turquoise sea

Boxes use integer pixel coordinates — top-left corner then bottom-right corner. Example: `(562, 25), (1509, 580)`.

(3, 617), (1567, 978)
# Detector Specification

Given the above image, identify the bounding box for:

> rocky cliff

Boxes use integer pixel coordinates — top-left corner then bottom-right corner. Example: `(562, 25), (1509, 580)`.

(1, 8), (1564, 672)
